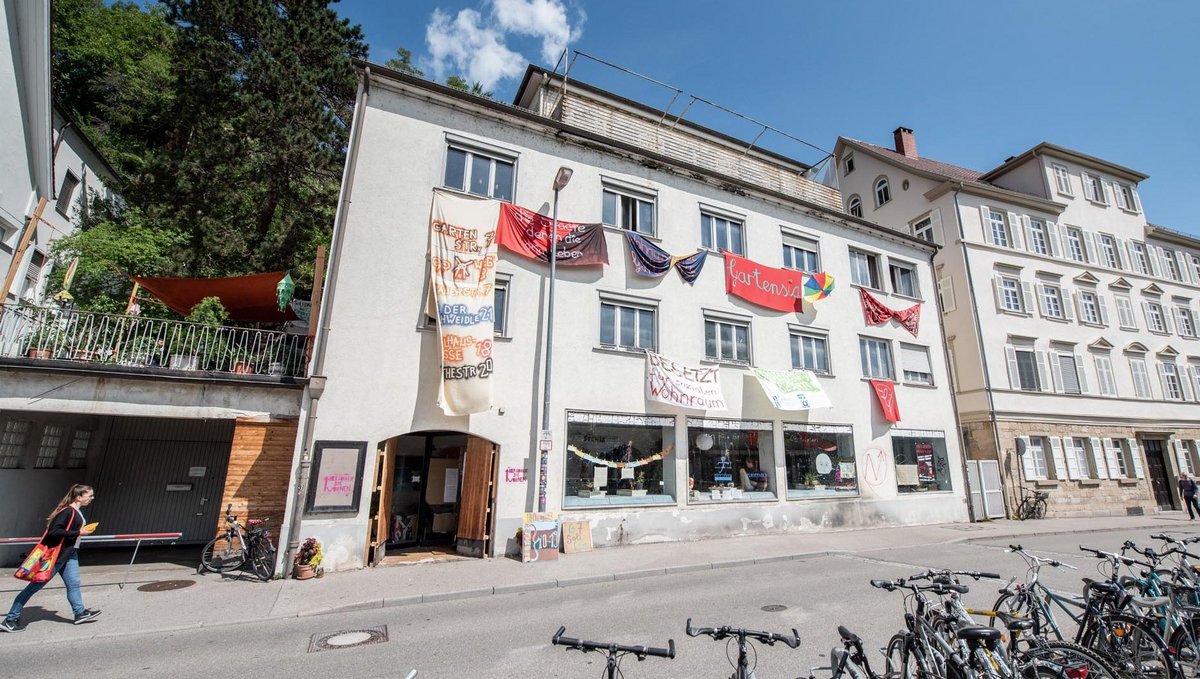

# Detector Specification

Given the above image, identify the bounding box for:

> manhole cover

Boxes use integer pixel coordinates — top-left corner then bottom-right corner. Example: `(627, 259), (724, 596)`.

(761, 604), (787, 612)
(136, 580), (196, 592)
(308, 626), (388, 653)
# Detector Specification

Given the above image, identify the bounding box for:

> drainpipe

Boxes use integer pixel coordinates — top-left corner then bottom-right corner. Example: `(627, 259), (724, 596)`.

(281, 69), (370, 576)
(950, 184), (1010, 519)
(929, 244), (975, 523)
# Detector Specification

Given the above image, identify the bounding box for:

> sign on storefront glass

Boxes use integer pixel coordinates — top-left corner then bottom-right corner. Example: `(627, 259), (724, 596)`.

(783, 423), (857, 498)
(891, 431), (951, 492)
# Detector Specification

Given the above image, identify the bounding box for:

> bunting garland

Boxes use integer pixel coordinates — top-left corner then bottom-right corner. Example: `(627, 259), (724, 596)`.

(625, 232), (707, 284)
(859, 288), (921, 337)
(568, 444), (674, 469)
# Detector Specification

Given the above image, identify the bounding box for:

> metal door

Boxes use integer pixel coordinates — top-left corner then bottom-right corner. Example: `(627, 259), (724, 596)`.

(966, 460), (1006, 520)
(89, 417), (233, 542)
(1143, 439), (1175, 510)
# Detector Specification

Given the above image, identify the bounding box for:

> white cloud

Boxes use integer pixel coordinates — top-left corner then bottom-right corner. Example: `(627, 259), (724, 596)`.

(424, 1), (584, 90)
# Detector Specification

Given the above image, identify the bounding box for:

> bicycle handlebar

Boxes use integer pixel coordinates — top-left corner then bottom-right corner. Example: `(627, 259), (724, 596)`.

(685, 618), (801, 649)
(552, 626), (676, 659)
(1080, 545), (1137, 566)
(1007, 544), (1076, 569)
(870, 578), (969, 595)
(908, 568), (1000, 581)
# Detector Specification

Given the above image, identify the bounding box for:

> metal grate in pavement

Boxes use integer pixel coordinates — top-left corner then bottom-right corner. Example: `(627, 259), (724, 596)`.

(136, 580), (196, 592)
(761, 604), (787, 612)
(308, 625), (389, 653)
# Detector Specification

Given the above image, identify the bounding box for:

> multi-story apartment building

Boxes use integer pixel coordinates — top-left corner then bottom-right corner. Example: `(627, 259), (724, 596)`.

(290, 64), (969, 570)
(836, 128), (1200, 517)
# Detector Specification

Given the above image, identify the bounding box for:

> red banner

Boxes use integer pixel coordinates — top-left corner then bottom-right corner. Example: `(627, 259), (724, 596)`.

(859, 288), (921, 337)
(869, 379), (901, 423)
(496, 203), (608, 266)
(723, 252), (805, 312)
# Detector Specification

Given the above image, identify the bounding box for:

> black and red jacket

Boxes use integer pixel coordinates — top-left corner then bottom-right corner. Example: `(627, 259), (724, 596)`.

(39, 507), (82, 560)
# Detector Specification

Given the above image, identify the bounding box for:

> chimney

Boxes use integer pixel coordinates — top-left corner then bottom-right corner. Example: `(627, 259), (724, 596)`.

(893, 126), (917, 158)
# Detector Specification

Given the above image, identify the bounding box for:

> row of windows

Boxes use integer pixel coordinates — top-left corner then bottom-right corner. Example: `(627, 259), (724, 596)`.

(1005, 344), (1199, 401)
(990, 273), (1198, 338)
(1018, 435), (1141, 482)
(0, 420), (91, 470)
(1049, 163), (1141, 214)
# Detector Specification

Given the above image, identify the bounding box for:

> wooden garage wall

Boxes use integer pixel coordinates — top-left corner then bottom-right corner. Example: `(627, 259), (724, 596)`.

(218, 417), (299, 537)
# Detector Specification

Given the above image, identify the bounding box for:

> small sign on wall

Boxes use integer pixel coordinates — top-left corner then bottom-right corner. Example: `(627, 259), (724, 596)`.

(188, 467), (207, 477)
(305, 441), (367, 514)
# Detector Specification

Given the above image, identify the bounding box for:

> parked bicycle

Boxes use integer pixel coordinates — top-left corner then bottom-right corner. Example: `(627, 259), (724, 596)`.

(199, 503), (276, 581)
(551, 626), (674, 678)
(685, 617), (800, 679)
(1014, 487), (1048, 521)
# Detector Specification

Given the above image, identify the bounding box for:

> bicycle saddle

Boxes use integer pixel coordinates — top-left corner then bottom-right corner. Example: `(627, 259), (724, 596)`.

(955, 626), (1003, 643)
(991, 610), (1034, 631)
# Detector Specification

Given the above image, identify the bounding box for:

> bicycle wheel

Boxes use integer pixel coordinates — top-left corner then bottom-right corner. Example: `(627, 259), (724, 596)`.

(249, 540), (277, 581)
(200, 534), (246, 573)
(1014, 499), (1031, 521)
(1032, 499), (1047, 520)
(1081, 613), (1178, 679)
(886, 633), (936, 679)
(1019, 641), (1121, 679)
(1168, 616), (1200, 679)
(989, 591), (1033, 630)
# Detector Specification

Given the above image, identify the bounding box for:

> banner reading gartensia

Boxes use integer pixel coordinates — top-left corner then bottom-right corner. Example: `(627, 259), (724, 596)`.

(426, 190), (501, 416)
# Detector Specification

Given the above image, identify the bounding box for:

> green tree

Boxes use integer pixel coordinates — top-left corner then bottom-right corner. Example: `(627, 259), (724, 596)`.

(445, 75), (493, 98)
(384, 47), (423, 77)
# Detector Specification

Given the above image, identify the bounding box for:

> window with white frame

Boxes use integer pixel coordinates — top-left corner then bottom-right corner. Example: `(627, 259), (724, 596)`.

(911, 216), (936, 243)
(1114, 183), (1138, 212)
(1094, 354), (1117, 396)
(874, 177), (891, 207)
(1161, 248), (1181, 281)
(704, 315), (750, 363)
(1029, 219), (1049, 255)
(782, 234), (820, 272)
(1129, 355), (1153, 399)
(1065, 437), (1092, 478)
(1056, 351), (1084, 395)
(1064, 227), (1086, 262)
(997, 276), (1024, 313)
(900, 343), (933, 385)
(848, 195), (862, 218)
(493, 277), (510, 337)
(859, 336), (893, 380)
(1078, 290), (1102, 325)
(1082, 173), (1106, 204)
(33, 424), (64, 469)
(0, 420), (31, 469)
(1177, 304), (1197, 338)
(65, 429), (90, 469)
(602, 186), (655, 236)
(1191, 255), (1200, 284)
(1115, 295), (1138, 330)
(1021, 437), (1049, 480)
(844, 154), (855, 175)
(1041, 284), (1065, 319)
(1052, 164), (1072, 195)
(1161, 361), (1185, 401)
(1098, 235), (1120, 269)
(1106, 438), (1129, 478)
(1007, 346), (1042, 391)
(790, 331), (829, 374)
(700, 212), (745, 255)
(889, 260), (919, 298)
(1130, 241), (1149, 274)
(849, 249), (881, 289)
(443, 143), (515, 201)
(1145, 301), (1168, 333)
(987, 209), (1009, 247)
(600, 297), (656, 351)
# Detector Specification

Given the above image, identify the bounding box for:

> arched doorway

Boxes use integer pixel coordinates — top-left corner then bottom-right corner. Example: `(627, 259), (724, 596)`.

(371, 431), (498, 562)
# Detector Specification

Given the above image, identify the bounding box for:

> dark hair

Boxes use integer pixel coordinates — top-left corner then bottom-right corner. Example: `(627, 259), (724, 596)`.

(48, 484), (93, 522)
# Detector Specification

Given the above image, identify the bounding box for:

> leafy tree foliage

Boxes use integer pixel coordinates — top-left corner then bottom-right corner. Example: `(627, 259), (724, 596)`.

(384, 47), (423, 76)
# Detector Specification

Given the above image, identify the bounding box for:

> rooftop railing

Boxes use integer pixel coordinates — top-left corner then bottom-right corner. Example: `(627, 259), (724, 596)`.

(0, 303), (309, 378)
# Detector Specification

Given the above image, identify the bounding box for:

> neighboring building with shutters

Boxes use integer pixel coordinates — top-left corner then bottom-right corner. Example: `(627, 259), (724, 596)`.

(835, 128), (1200, 517)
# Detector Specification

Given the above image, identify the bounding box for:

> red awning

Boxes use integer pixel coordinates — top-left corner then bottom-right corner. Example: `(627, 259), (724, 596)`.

(132, 272), (300, 323)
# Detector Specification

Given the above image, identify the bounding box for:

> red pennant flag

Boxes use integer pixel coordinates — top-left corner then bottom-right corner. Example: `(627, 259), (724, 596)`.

(869, 379), (901, 423)
(859, 288), (921, 337)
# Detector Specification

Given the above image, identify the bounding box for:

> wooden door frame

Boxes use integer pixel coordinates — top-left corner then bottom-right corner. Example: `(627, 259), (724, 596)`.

(455, 435), (498, 558)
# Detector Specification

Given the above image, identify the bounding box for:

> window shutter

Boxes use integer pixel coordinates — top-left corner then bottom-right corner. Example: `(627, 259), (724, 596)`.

(1096, 294), (1110, 326)
(1148, 247), (1164, 276)
(980, 206), (993, 244)
(1164, 307), (1176, 334)
(1143, 301), (1154, 329)
(1181, 366), (1195, 401)
(1018, 436), (1039, 480)
(1174, 439), (1191, 475)
(1021, 282), (1035, 314)
(1049, 437), (1068, 480)
(1021, 216), (1033, 253)
(1074, 352), (1089, 393)
(1008, 212), (1023, 250)
(1061, 288), (1075, 321)
(929, 208), (943, 246)
(1100, 181), (1113, 205)
(1081, 173), (1096, 201)
(1159, 362), (1171, 398)
(1050, 353), (1065, 393)
(992, 275), (1006, 311)
(1104, 440), (1122, 478)
(1115, 238), (1130, 270)
(1177, 307), (1190, 337)
(1005, 346), (1021, 389)
(1035, 283), (1048, 317)
(938, 277), (956, 313)
(1115, 184), (1129, 209)
(1177, 251), (1193, 284)
(1063, 438), (1082, 479)
(1046, 222), (1063, 258)
(1191, 366), (1200, 397)
(1082, 231), (1098, 264)
(1131, 189), (1142, 213)
(1072, 290), (1083, 321)
(1128, 438), (1145, 479)
(1194, 441), (1200, 474)
(1036, 351), (1051, 392)
(1089, 437), (1108, 479)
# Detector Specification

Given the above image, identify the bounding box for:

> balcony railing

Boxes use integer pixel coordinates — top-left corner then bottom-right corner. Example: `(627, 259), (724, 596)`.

(0, 303), (309, 378)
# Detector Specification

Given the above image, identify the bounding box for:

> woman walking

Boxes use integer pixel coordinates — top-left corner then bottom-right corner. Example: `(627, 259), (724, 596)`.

(1, 484), (101, 632)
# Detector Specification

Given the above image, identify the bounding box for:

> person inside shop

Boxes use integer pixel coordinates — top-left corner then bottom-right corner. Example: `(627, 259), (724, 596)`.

(739, 457), (768, 492)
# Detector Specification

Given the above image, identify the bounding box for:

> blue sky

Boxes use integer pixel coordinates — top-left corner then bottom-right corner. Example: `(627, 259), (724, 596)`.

(335, 0), (1200, 235)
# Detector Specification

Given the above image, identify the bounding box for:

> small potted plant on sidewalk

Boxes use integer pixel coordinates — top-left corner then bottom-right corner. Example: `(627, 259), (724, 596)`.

(294, 537), (323, 580)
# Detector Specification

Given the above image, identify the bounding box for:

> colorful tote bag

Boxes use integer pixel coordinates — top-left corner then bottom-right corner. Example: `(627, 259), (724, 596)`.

(14, 511), (74, 583)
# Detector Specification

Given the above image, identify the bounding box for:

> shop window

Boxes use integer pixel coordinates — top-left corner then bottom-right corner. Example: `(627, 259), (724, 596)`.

(783, 424), (856, 499)
(563, 412), (675, 508)
(686, 418), (775, 504)
(892, 432), (952, 492)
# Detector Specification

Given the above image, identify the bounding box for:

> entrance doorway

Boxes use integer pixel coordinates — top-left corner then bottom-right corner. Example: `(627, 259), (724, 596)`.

(380, 432), (497, 558)
(1143, 439), (1176, 510)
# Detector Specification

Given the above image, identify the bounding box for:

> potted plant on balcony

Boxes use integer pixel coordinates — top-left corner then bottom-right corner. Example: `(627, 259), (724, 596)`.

(170, 297), (228, 370)
(294, 537), (322, 580)
(227, 345), (257, 374)
(24, 325), (64, 360)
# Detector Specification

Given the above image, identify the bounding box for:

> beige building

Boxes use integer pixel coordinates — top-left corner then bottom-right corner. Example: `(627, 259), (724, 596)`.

(836, 128), (1200, 517)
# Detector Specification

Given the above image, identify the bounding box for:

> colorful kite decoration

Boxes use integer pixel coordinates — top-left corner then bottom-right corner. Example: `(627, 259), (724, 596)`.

(802, 272), (835, 303)
(276, 271), (295, 312)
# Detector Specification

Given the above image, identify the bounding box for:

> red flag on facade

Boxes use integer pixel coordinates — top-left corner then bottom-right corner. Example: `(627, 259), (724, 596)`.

(495, 203), (608, 265)
(869, 379), (901, 423)
(858, 288), (921, 337)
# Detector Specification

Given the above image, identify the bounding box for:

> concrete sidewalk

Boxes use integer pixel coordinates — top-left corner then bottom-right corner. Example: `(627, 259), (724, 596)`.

(3, 512), (1197, 646)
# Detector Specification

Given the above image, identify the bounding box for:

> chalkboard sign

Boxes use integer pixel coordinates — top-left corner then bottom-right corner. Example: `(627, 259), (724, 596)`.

(521, 511), (559, 562)
(306, 441), (367, 514)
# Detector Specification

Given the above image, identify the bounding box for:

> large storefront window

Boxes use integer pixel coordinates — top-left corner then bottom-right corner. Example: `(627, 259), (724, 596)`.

(687, 418), (775, 503)
(564, 412), (676, 507)
(892, 430), (952, 492)
(783, 423), (857, 499)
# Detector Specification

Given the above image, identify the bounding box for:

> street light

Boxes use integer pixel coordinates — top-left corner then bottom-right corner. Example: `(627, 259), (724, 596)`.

(538, 166), (573, 512)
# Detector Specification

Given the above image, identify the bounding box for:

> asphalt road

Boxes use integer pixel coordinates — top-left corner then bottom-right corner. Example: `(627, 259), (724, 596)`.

(3, 528), (1187, 678)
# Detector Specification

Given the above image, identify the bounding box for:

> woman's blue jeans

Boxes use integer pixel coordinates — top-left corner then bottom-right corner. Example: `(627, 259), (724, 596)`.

(5, 550), (85, 621)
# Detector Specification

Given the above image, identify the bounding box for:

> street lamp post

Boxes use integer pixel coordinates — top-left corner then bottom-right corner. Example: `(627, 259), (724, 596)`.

(538, 166), (573, 512)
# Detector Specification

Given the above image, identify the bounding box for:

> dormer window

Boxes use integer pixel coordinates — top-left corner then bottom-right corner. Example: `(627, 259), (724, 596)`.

(874, 177), (891, 207)
(843, 154), (855, 175)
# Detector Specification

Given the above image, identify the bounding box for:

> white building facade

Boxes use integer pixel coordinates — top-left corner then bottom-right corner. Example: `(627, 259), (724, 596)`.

(836, 129), (1200, 517)
(291, 66), (969, 571)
